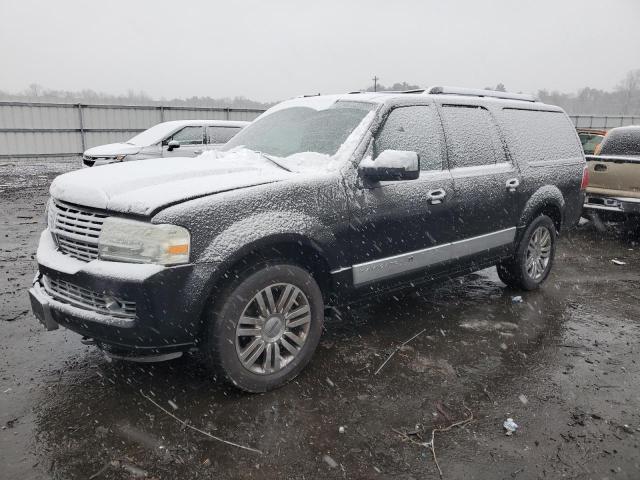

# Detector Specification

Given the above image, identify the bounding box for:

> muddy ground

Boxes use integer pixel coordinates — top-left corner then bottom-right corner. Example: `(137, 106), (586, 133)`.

(1, 159), (639, 480)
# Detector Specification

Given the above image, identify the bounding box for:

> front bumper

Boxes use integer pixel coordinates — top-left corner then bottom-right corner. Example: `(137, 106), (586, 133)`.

(29, 230), (213, 354)
(583, 194), (640, 215)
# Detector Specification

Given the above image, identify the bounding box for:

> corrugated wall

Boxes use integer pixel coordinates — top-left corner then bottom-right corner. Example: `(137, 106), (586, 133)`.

(0, 102), (265, 158)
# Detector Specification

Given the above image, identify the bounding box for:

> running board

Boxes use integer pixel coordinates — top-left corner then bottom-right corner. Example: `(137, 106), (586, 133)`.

(104, 351), (183, 363)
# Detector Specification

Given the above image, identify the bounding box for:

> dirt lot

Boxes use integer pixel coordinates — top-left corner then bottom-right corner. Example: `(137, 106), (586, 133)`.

(1, 159), (639, 480)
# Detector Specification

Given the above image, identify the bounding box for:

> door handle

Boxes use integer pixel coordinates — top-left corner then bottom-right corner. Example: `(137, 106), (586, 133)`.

(506, 178), (520, 192)
(594, 164), (607, 172)
(194, 149), (203, 155)
(427, 188), (446, 204)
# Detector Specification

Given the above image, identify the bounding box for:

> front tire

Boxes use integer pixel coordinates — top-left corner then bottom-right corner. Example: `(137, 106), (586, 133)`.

(497, 215), (556, 291)
(205, 262), (324, 392)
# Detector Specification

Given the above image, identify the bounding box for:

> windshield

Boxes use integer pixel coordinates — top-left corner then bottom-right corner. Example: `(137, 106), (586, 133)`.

(126, 122), (183, 146)
(222, 101), (376, 161)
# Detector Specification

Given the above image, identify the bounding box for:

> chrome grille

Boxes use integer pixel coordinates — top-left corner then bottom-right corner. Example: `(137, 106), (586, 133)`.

(43, 276), (136, 319)
(50, 199), (108, 262)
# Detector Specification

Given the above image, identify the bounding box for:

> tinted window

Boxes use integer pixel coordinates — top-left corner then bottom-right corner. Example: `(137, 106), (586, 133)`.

(374, 105), (444, 171)
(169, 126), (204, 145)
(207, 126), (241, 144)
(500, 109), (582, 163)
(440, 105), (506, 168)
(599, 127), (640, 156)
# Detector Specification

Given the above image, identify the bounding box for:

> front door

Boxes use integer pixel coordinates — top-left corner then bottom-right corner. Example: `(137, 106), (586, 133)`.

(347, 104), (455, 288)
(162, 126), (205, 157)
(437, 103), (521, 262)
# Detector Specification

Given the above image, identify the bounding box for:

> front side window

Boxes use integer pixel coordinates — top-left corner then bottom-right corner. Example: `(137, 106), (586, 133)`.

(440, 105), (506, 168)
(207, 126), (241, 145)
(168, 126), (204, 145)
(373, 105), (444, 171)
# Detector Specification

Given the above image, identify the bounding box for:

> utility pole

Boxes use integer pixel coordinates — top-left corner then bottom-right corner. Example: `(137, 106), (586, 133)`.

(372, 76), (379, 92)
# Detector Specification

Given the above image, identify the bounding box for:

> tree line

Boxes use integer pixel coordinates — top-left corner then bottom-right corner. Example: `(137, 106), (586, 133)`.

(1, 69), (639, 115)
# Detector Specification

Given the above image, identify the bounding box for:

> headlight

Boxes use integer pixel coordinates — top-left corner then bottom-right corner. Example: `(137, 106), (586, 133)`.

(98, 218), (190, 265)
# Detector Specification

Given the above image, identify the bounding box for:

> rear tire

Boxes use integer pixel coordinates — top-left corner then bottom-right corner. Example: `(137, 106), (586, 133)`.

(205, 262), (324, 392)
(497, 215), (556, 291)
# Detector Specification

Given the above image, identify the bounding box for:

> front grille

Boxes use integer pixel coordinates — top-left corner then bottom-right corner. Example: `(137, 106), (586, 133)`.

(50, 199), (108, 262)
(43, 276), (136, 319)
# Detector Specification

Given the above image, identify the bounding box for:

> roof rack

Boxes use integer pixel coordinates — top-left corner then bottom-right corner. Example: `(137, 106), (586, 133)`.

(427, 86), (536, 102)
(348, 89), (426, 94)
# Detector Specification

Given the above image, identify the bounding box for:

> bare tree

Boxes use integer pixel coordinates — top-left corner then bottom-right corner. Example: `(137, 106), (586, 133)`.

(616, 69), (640, 114)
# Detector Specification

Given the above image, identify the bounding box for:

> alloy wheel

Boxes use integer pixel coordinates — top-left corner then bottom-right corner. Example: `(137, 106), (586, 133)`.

(235, 283), (311, 374)
(525, 226), (552, 280)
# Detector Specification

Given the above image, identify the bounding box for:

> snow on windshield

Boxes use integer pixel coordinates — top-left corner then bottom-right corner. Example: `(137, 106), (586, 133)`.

(221, 101), (377, 169)
(126, 122), (183, 146)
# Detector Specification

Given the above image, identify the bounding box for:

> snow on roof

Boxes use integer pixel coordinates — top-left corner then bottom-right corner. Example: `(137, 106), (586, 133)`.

(262, 89), (561, 117)
(127, 119), (249, 146)
(154, 119), (250, 128)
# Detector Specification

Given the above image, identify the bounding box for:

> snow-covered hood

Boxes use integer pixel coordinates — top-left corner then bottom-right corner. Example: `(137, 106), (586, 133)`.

(50, 151), (294, 216)
(84, 142), (142, 157)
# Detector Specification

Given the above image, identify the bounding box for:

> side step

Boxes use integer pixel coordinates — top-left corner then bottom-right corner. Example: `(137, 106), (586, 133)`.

(104, 351), (184, 363)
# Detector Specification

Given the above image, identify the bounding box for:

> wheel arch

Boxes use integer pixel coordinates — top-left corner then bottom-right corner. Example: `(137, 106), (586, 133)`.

(518, 185), (565, 237)
(196, 232), (334, 337)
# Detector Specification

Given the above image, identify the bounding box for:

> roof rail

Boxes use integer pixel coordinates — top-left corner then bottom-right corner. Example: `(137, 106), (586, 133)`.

(348, 89), (426, 94)
(377, 89), (426, 94)
(427, 86), (537, 102)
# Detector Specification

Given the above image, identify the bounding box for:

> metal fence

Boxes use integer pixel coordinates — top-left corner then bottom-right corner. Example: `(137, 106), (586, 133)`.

(1, 102), (638, 160)
(569, 115), (640, 130)
(0, 101), (265, 159)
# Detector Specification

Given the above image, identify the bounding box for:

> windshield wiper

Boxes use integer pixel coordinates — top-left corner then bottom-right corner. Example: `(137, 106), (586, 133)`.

(256, 151), (292, 172)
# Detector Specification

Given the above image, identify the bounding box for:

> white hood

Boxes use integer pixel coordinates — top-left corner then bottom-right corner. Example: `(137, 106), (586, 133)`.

(84, 143), (142, 157)
(50, 151), (293, 216)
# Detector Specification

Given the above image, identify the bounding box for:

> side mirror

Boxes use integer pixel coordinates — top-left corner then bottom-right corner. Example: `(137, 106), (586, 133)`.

(167, 140), (180, 151)
(359, 150), (420, 181)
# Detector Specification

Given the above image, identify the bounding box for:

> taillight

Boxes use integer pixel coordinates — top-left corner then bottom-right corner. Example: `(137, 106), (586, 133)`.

(580, 164), (589, 190)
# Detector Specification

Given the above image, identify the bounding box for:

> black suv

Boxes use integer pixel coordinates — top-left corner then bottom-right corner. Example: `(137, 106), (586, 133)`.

(29, 87), (587, 391)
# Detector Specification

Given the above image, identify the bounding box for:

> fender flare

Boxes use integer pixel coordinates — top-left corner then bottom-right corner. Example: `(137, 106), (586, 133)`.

(197, 211), (335, 266)
(518, 185), (565, 233)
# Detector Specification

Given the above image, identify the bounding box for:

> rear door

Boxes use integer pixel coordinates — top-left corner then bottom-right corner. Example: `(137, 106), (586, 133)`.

(347, 104), (455, 287)
(437, 103), (520, 261)
(162, 126), (205, 157)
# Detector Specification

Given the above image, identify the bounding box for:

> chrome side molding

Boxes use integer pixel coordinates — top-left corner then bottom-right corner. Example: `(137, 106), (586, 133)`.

(352, 227), (516, 285)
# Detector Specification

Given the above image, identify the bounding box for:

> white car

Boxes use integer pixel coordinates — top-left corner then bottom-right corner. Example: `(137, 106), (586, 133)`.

(82, 119), (249, 167)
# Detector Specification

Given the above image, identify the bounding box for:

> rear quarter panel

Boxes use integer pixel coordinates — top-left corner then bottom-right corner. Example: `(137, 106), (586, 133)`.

(493, 105), (585, 230)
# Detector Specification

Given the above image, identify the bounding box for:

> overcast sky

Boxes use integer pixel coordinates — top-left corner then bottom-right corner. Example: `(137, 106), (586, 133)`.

(1, 0), (639, 102)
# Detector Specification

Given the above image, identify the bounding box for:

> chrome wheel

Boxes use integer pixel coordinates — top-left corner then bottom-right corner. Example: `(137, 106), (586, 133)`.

(235, 283), (311, 375)
(525, 226), (552, 280)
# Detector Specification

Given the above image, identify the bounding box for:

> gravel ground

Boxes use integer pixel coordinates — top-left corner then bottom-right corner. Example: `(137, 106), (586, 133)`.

(1, 159), (639, 480)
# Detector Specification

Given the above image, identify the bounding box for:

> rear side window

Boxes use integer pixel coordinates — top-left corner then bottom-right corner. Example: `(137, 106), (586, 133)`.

(598, 128), (640, 156)
(500, 109), (582, 164)
(374, 105), (444, 171)
(439, 105), (506, 168)
(207, 126), (241, 145)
